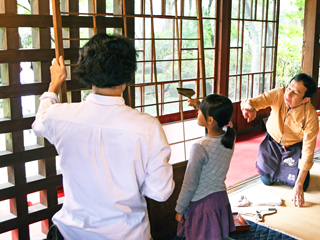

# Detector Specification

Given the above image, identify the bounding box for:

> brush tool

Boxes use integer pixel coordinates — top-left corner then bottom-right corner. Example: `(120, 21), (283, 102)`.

(256, 208), (277, 222)
(177, 88), (196, 109)
(177, 88), (195, 99)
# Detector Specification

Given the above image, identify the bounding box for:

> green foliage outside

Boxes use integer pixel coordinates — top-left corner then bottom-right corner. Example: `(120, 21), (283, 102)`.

(134, 1), (215, 116)
(228, 0), (304, 101)
(276, 0), (304, 87)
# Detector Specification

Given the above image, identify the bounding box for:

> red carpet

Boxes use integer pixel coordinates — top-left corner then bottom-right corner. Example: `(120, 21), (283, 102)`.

(226, 131), (265, 186)
(226, 121), (320, 187)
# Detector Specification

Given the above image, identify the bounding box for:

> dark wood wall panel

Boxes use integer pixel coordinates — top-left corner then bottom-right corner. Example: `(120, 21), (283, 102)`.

(147, 161), (187, 240)
(0, 15), (123, 28)
(0, 146), (57, 168)
(232, 102), (271, 135)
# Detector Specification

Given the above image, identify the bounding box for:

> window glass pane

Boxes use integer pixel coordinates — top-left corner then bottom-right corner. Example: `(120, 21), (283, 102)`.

(206, 79), (214, 95)
(154, 19), (173, 39)
(163, 103), (179, 115)
(29, 220), (47, 239)
(0, 133), (12, 154)
(268, 0), (275, 20)
(106, 0), (113, 12)
(241, 75), (248, 100)
(0, 63), (8, 86)
(264, 73), (271, 92)
(204, 49), (214, 78)
(17, 0), (31, 14)
(230, 20), (239, 48)
(164, 0), (176, 16)
(0, 231), (15, 240)
(231, 0), (241, 19)
(229, 49), (237, 75)
(244, 0), (252, 19)
(0, 28), (6, 50)
(0, 167), (8, 185)
(23, 129), (43, 150)
(184, 0), (197, 17)
(56, 156), (61, 175)
(228, 76), (236, 101)
(20, 62), (35, 84)
(79, 0), (89, 14)
(253, 74), (260, 97)
(267, 22), (274, 46)
(182, 81), (196, 91)
(80, 28), (94, 47)
(256, 0), (265, 20)
(62, 28), (70, 48)
(181, 60), (197, 80)
(265, 48), (273, 72)
(144, 85), (157, 105)
(19, 27), (40, 49)
(143, 105), (157, 117)
(203, 19), (215, 48)
(21, 96), (36, 116)
(236, 76), (241, 101)
(164, 83), (179, 102)
(25, 160), (39, 179)
(243, 22), (262, 73)
(155, 40), (175, 61)
(182, 20), (198, 39)
(0, 199), (16, 222)
(202, 0), (216, 18)
(50, 27), (55, 48)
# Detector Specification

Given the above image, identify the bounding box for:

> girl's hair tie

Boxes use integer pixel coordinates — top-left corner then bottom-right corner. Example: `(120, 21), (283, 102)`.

(226, 121), (233, 128)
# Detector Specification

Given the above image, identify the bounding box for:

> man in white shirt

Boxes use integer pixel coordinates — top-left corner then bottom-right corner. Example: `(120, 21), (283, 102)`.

(32, 33), (174, 240)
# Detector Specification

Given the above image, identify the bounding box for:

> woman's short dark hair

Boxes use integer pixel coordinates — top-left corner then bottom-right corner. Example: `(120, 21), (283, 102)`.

(290, 73), (317, 99)
(73, 33), (137, 88)
(200, 94), (236, 149)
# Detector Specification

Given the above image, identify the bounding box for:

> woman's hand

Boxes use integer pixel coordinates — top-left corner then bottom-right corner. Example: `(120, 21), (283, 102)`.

(241, 103), (257, 122)
(175, 212), (184, 224)
(49, 55), (67, 95)
(292, 184), (305, 207)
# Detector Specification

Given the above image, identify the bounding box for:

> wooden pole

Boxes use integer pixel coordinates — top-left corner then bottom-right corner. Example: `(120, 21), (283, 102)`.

(92, 0), (97, 35)
(301, 0), (320, 108)
(196, 0), (206, 98)
(51, 0), (67, 103)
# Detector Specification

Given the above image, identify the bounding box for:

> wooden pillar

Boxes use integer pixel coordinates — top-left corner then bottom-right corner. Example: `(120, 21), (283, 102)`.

(215, 0), (231, 96)
(301, 0), (320, 108)
(122, 0), (135, 107)
(197, 0), (206, 98)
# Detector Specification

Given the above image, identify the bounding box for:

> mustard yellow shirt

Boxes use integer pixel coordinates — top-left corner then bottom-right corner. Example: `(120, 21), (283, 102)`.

(241, 87), (319, 171)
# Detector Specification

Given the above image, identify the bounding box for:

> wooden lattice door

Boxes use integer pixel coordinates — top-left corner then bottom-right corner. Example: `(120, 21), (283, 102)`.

(0, 0), (128, 239)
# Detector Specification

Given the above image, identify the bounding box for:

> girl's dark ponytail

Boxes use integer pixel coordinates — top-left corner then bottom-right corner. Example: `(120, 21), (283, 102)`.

(221, 126), (236, 149)
(200, 94), (236, 149)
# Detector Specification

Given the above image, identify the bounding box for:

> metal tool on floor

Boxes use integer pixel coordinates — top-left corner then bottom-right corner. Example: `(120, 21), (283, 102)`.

(256, 208), (277, 222)
(176, 88), (196, 108)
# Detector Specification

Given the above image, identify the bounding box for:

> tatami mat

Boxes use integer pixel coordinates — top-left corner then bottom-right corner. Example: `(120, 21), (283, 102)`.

(228, 160), (320, 240)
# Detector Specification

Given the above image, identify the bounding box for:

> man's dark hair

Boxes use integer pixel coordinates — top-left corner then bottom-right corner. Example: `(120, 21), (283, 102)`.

(290, 73), (317, 98)
(73, 33), (137, 88)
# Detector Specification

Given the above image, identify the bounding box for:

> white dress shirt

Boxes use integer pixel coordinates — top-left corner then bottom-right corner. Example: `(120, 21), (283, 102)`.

(32, 92), (174, 240)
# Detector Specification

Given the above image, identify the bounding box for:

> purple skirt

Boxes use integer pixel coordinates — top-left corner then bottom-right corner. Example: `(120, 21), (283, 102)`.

(177, 191), (235, 240)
